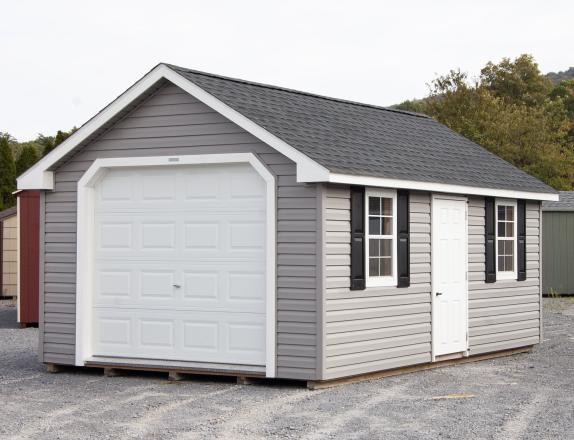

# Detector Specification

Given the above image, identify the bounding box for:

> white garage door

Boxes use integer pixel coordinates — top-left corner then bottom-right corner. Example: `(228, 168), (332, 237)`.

(91, 163), (267, 366)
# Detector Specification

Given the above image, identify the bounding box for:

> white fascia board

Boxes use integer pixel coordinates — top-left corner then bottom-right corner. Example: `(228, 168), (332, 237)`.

(17, 64), (328, 190)
(328, 173), (559, 201)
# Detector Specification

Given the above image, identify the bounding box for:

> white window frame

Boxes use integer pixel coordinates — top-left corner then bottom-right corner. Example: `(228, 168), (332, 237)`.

(495, 198), (518, 280)
(365, 188), (397, 287)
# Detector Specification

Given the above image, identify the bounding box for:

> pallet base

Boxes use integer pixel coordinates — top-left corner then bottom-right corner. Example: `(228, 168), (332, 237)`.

(307, 346), (533, 390)
(43, 346), (533, 389)
(103, 368), (125, 377)
(46, 363), (66, 374)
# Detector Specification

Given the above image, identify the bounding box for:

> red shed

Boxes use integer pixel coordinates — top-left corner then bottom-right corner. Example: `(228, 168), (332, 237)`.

(17, 190), (40, 326)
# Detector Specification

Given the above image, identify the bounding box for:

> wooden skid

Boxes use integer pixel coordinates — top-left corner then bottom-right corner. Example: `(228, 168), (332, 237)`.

(103, 367), (125, 377)
(46, 363), (66, 373)
(307, 346), (533, 390)
(80, 361), (266, 383)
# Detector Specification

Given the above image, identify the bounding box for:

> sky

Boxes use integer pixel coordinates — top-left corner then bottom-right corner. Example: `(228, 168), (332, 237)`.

(1, 0), (572, 141)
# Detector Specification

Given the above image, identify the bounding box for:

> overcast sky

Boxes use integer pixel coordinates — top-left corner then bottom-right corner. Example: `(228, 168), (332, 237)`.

(1, 0), (572, 141)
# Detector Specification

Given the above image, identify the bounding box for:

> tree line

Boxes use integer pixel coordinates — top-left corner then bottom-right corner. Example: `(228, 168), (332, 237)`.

(395, 55), (574, 190)
(0, 129), (75, 210)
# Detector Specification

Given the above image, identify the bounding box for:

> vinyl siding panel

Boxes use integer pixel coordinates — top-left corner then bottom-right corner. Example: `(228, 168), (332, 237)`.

(42, 83), (319, 379)
(322, 186), (431, 380)
(1, 215), (18, 297)
(467, 197), (541, 355)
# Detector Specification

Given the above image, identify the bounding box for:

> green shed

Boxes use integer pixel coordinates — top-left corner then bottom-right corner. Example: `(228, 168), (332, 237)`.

(542, 191), (574, 295)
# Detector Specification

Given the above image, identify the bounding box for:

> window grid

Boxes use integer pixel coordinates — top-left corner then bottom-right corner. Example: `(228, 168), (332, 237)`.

(496, 203), (516, 274)
(368, 196), (393, 278)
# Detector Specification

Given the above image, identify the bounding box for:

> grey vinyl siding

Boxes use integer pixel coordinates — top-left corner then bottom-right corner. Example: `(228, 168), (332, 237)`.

(321, 186), (432, 380)
(42, 83), (319, 380)
(468, 197), (541, 355)
(542, 211), (574, 295)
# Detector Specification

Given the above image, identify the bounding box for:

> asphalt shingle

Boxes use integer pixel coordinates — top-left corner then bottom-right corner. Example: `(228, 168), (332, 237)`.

(542, 191), (574, 211)
(168, 64), (556, 195)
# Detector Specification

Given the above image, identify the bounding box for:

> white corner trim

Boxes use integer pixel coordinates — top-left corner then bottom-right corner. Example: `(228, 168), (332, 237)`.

(17, 64), (328, 191)
(75, 153), (277, 378)
(328, 173), (559, 201)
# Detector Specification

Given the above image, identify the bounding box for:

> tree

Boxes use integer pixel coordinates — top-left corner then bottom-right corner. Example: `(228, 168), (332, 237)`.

(41, 128), (75, 156)
(397, 56), (574, 190)
(0, 136), (17, 210)
(16, 144), (40, 176)
(480, 54), (553, 107)
(550, 80), (574, 117)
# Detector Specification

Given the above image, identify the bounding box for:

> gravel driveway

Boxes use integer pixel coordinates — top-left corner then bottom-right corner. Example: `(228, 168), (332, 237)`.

(0, 298), (572, 440)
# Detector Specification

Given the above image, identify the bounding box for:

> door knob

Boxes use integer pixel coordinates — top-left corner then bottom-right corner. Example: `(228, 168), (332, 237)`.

(435, 292), (442, 296)
(173, 284), (181, 288)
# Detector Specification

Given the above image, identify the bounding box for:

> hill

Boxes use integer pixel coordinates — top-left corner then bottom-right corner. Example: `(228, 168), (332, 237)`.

(546, 67), (574, 84)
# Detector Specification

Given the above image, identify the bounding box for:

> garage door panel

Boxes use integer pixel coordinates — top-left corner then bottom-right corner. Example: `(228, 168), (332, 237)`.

(91, 163), (268, 367)
(94, 215), (264, 258)
(98, 222), (133, 249)
(141, 222), (177, 249)
(141, 169), (177, 201)
(93, 308), (265, 365)
(94, 263), (265, 312)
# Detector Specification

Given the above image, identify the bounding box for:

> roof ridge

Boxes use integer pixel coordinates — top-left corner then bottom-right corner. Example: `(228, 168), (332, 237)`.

(164, 63), (430, 119)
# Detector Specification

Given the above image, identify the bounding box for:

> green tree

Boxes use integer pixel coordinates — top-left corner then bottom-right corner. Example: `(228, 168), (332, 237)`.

(0, 136), (17, 210)
(480, 54), (553, 107)
(404, 58), (574, 190)
(38, 134), (55, 156)
(41, 128), (76, 156)
(16, 144), (40, 176)
(550, 80), (574, 117)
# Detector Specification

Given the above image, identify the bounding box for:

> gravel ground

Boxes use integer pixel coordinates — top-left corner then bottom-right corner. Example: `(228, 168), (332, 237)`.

(0, 298), (572, 440)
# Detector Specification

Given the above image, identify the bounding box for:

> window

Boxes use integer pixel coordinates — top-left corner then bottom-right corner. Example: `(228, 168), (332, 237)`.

(496, 199), (517, 280)
(365, 189), (397, 287)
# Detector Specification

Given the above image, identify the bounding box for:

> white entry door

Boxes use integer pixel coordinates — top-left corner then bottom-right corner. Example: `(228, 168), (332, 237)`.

(90, 162), (267, 367)
(432, 196), (468, 357)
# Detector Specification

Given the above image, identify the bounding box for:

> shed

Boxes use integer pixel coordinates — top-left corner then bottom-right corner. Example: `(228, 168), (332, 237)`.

(0, 206), (17, 298)
(17, 64), (558, 384)
(16, 191), (41, 326)
(542, 191), (574, 295)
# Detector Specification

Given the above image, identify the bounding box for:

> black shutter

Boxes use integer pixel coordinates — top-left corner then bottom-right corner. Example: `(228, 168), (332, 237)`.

(517, 200), (526, 281)
(485, 197), (496, 283)
(350, 186), (366, 290)
(397, 190), (410, 287)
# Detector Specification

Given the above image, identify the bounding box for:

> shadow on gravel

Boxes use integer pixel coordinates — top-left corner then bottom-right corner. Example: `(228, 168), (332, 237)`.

(0, 305), (17, 329)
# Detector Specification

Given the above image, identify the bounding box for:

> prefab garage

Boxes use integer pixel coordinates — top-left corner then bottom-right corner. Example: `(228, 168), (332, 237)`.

(17, 64), (558, 385)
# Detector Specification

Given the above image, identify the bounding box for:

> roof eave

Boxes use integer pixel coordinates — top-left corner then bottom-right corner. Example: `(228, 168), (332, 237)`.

(328, 173), (559, 201)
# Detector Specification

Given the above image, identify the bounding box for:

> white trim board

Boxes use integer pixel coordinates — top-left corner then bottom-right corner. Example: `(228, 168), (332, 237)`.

(16, 64), (557, 202)
(75, 153), (277, 378)
(328, 174), (558, 202)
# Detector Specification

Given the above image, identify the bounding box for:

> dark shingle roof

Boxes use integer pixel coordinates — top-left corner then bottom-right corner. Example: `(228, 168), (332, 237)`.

(168, 64), (556, 195)
(542, 191), (574, 211)
(0, 206), (16, 220)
